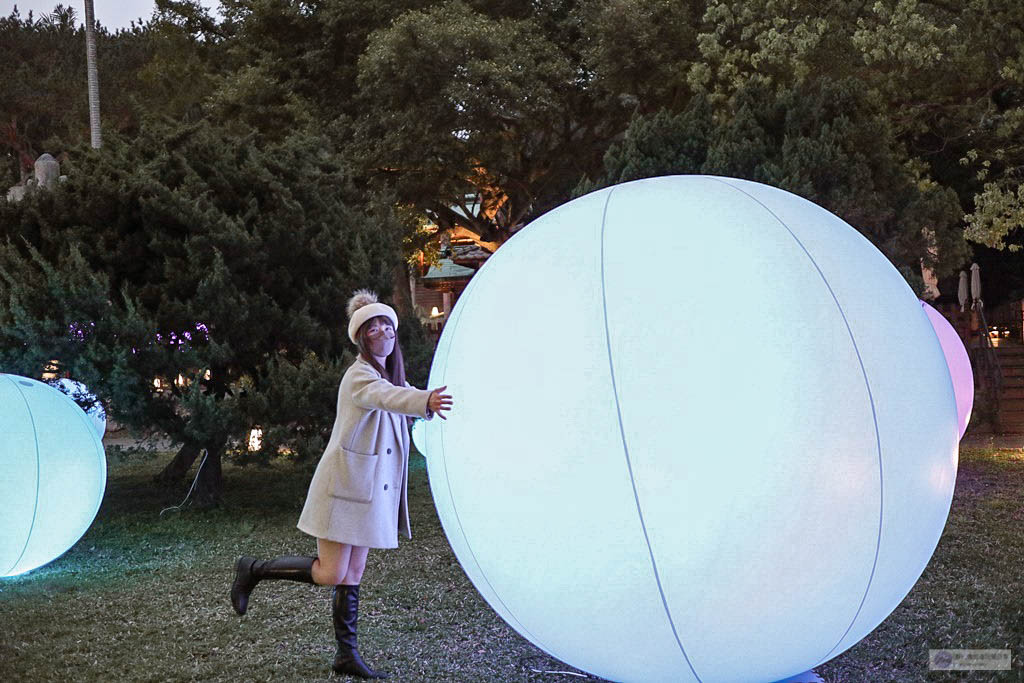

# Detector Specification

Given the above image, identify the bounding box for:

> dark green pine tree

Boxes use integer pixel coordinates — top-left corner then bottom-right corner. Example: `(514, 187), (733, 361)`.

(0, 120), (421, 505)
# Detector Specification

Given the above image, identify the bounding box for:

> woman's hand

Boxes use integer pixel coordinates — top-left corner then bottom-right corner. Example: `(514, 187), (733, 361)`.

(428, 386), (453, 419)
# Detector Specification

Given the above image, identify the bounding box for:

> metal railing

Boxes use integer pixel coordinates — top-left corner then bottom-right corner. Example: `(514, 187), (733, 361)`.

(973, 304), (1004, 429)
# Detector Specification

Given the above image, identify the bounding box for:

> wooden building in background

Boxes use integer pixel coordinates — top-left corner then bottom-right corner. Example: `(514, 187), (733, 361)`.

(410, 235), (493, 346)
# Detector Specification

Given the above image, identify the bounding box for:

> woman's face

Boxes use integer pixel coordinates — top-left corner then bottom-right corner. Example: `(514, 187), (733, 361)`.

(365, 317), (395, 358)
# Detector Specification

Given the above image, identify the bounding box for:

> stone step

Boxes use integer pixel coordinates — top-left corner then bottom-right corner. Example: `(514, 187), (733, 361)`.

(1000, 386), (1024, 400)
(995, 343), (1024, 353)
(999, 398), (1024, 413)
(996, 402), (1024, 416)
(998, 373), (1024, 384)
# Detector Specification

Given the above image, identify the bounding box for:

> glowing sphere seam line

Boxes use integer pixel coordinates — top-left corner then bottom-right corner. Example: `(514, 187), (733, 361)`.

(710, 177), (886, 669)
(598, 186), (701, 681)
(434, 259), (548, 649)
(3, 374), (42, 577)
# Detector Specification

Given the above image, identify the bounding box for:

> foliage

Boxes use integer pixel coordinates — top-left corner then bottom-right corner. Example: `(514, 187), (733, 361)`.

(352, 0), (625, 245)
(688, 0), (1024, 251)
(4, 0), (1024, 502)
(0, 120), (406, 501)
(0, 5), (158, 182)
(232, 350), (350, 465)
(0, 240), (165, 425)
(965, 182), (1024, 252)
(573, 0), (703, 113)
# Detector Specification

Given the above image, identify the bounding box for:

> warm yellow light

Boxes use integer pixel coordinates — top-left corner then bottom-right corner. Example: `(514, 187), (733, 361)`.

(153, 378), (162, 389)
(203, 369), (211, 380)
(42, 360), (60, 381)
(248, 428), (264, 452)
(430, 306), (443, 318)
(174, 374), (186, 387)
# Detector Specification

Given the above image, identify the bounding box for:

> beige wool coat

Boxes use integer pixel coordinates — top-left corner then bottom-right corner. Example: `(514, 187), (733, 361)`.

(297, 357), (434, 548)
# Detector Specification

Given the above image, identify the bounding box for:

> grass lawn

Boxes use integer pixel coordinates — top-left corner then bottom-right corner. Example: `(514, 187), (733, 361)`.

(1, 446), (1022, 682)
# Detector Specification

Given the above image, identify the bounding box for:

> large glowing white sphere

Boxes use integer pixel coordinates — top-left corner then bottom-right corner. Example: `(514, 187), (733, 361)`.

(56, 378), (107, 438)
(1, 374), (107, 577)
(424, 176), (959, 682)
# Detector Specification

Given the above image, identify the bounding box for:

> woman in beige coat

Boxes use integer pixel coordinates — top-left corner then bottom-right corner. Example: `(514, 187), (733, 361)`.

(230, 289), (453, 679)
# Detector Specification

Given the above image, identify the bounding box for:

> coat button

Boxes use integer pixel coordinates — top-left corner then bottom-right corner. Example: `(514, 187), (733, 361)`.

(384, 484), (388, 491)
(387, 448), (392, 454)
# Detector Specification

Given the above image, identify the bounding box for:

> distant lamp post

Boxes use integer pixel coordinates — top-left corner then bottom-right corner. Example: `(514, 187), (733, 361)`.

(83, 1), (101, 148)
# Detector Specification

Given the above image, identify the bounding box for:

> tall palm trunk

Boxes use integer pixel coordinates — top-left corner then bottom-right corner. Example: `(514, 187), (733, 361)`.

(83, 1), (101, 148)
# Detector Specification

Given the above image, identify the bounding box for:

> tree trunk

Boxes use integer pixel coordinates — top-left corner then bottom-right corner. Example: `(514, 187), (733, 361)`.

(83, 1), (102, 148)
(391, 260), (415, 318)
(193, 436), (226, 508)
(153, 439), (201, 484)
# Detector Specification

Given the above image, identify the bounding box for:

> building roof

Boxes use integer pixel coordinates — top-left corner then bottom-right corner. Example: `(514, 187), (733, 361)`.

(451, 243), (492, 261)
(422, 258), (476, 281)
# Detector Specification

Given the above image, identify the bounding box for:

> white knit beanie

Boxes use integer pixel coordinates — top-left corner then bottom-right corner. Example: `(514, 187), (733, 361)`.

(346, 289), (398, 345)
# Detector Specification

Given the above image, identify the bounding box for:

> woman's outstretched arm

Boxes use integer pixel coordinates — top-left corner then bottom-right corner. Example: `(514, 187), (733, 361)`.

(350, 366), (432, 417)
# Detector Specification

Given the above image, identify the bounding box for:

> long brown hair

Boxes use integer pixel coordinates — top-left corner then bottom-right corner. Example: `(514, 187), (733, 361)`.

(356, 315), (407, 389)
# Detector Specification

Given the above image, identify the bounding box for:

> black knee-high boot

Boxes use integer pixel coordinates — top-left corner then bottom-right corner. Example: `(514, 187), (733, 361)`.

(332, 584), (388, 679)
(230, 555), (316, 616)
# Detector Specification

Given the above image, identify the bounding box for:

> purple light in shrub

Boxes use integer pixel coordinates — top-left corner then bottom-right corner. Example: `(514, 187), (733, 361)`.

(67, 321), (95, 342)
(148, 323), (209, 349)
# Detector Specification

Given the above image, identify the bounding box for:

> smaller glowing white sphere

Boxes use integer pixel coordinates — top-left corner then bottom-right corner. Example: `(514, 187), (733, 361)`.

(1, 374), (107, 577)
(56, 378), (107, 438)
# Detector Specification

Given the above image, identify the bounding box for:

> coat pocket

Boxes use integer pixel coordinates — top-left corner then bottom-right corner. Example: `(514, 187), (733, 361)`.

(328, 448), (379, 504)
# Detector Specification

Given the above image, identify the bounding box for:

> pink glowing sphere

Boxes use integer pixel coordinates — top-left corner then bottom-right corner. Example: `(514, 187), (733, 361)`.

(921, 301), (973, 439)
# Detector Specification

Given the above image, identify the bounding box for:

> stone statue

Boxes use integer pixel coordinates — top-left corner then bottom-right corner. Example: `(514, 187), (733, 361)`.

(34, 153), (60, 189)
(6, 154), (64, 203)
